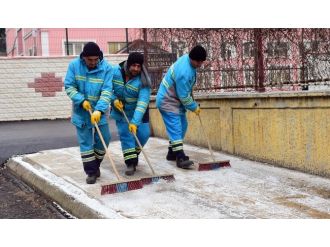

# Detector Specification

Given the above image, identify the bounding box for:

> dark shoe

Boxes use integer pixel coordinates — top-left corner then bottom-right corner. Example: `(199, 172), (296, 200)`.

(86, 174), (97, 184)
(125, 165), (136, 176)
(166, 148), (176, 161)
(176, 151), (193, 169)
(176, 158), (194, 169)
(124, 157), (138, 176)
(96, 168), (100, 178)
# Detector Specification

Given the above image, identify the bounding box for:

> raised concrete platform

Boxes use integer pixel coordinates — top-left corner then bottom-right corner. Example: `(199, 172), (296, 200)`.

(6, 138), (330, 218)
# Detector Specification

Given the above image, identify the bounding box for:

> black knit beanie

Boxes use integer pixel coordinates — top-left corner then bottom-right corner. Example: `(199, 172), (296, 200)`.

(127, 52), (144, 68)
(189, 45), (207, 61)
(81, 42), (102, 57)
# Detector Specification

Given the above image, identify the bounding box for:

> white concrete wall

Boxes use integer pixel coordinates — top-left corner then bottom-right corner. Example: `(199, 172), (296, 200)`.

(0, 55), (127, 121)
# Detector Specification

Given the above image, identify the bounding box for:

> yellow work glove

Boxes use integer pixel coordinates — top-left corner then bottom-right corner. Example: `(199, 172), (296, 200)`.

(194, 106), (201, 116)
(91, 110), (101, 125)
(82, 100), (91, 111)
(114, 99), (124, 112)
(128, 123), (137, 135)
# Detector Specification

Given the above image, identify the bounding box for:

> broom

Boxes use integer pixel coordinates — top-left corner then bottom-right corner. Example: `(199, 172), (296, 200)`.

(197, 114), (231, 171)
(121, 110), (175, 185)
(88, 109), (143, 195)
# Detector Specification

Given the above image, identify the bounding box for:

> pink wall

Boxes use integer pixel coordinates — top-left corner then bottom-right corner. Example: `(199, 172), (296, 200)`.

(6, 28), (17, 56)
(5, 28), (142, 56)
(44, 28), (142, 56)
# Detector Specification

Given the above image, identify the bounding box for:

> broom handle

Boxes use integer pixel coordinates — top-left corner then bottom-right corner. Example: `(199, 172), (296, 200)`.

(122, 110), (156, 175)
(88, 109), (122, 181)
(197, 114), (216, 162)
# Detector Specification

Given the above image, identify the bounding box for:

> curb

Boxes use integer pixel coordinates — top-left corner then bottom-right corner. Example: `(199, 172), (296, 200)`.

(6, 157), (121, 219)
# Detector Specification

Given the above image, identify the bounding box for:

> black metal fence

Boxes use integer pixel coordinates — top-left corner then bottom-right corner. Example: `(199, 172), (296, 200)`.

(194, 68), (330, 93)
(144, 28), (330, 94)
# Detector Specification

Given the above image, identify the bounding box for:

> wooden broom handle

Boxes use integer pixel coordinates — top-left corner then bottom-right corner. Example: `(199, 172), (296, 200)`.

(88, 109), (122, 181)
(197, 114), (216, 162)
(121, 110), (156, 175)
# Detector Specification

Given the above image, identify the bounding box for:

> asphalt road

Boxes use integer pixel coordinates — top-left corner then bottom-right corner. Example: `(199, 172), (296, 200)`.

(0, 119), (118, 218)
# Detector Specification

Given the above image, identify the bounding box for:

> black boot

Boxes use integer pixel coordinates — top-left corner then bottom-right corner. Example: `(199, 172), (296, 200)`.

(96, 168), (101, 178)
(95, 159), (102, 178)
(125, 165), (136, 176)
(86, 174), (97, 184)
(83, 159), (99, 184)
(166, 146), (176, 161)
(125, 158), (138, 176)
(176, 151), (193, 169)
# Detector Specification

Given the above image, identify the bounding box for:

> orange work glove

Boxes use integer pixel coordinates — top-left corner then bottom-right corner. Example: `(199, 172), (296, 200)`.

(193, 106), (201, 116)
(82, 100), (91, 111)
(114, 99), (124, 111)
(91, 110), (101, 125)
(128, 123), (137, 135)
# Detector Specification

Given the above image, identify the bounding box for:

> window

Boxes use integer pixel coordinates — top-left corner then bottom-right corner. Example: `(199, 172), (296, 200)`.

(196, 70), (214, 90)
(300, 66), (316, 81)
(243, 42), (255, 58)
(28, 47), (34, 56)
(267, 66), (291, 85)
(108, 42), (127, 54)
(64, 42), (87, 56)
(267, 42), (289, 58)
(221, 69), (238, 87)
(41, 31), (49, 56)
(244, 68), (255, 85)
(301, 56), (330, 81)
(220, 43), (237, 60)
(301, 40), (330, 55)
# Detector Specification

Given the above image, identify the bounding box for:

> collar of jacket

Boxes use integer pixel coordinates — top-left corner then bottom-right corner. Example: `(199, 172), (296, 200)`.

(80, 57), (104, 73)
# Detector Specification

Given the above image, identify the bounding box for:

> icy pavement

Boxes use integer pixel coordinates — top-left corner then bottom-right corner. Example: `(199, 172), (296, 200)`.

(6, 137), (330, 219)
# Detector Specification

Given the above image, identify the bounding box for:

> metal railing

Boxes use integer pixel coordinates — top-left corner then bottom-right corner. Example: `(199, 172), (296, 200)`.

(150, 67), (330, 94)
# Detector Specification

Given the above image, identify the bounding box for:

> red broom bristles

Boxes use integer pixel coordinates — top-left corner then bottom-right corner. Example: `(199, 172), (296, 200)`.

(101, 179), (143, 195)
(127, 180), (144, 191)
(101, 175), (175, 195)
(198, 160), (231, 171)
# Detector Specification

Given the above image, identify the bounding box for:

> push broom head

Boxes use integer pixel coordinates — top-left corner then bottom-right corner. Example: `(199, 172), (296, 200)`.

(140, 174), (175, 185)
(198, 160), (231, 171)
(101, 179), (143, 195)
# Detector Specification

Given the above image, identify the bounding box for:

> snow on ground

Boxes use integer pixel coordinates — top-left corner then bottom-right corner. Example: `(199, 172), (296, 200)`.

(11, 138), (330, 218)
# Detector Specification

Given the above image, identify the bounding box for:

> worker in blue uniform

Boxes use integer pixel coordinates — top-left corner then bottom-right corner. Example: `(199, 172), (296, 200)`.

(110, 52), (151, 176)
(156, 45), (207, 169)
(64, 42), (113, 184)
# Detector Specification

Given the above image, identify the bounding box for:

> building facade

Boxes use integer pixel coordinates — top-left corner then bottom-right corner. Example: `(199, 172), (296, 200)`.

(5, 28), (142, 57)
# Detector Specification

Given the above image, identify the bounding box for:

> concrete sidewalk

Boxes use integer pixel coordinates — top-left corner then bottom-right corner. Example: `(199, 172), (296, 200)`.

(6, 137), (330, 219)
